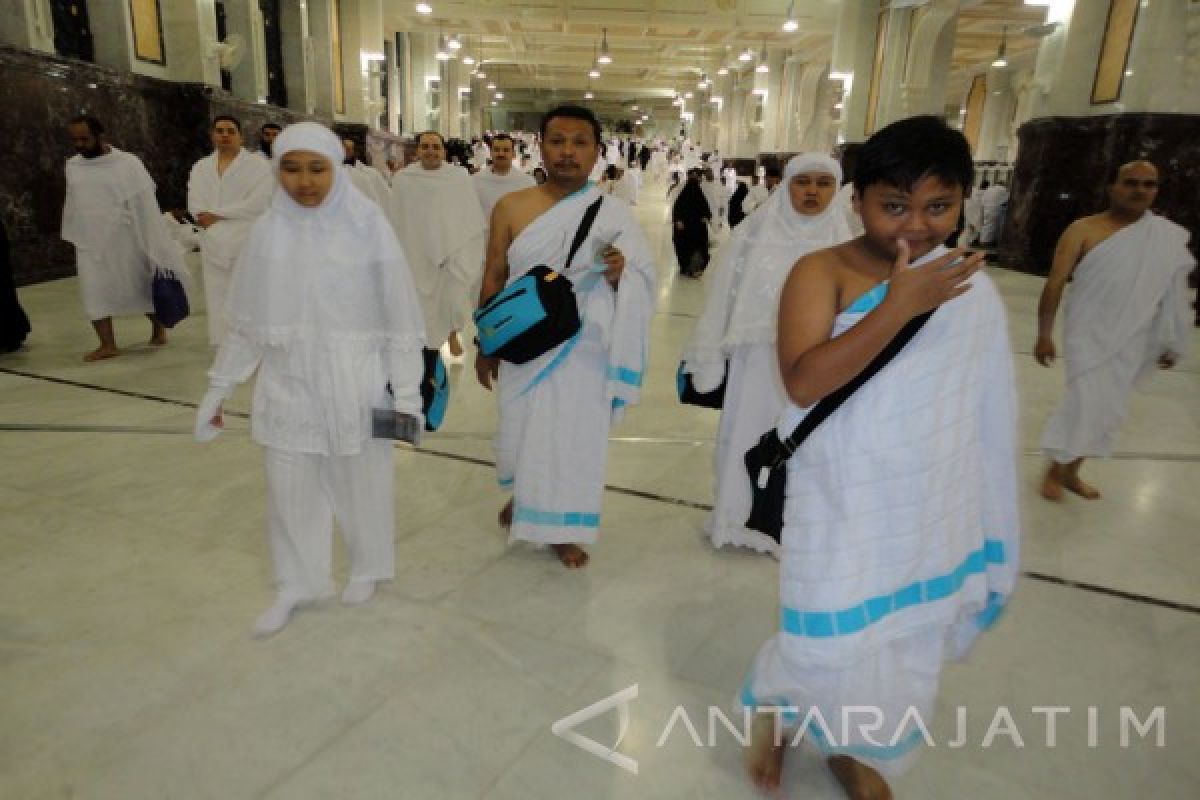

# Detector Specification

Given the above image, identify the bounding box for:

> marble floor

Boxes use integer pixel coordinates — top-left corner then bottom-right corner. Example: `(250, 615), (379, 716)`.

(2, 185), (1198, 800)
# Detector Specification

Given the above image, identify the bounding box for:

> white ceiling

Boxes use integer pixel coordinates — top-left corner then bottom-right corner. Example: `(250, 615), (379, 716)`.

(385, 0), (1048, 115)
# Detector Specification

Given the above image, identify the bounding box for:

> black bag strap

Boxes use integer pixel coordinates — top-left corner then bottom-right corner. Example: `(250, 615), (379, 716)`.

(564, 197), (604, 270)
(773, 307), (936, 463)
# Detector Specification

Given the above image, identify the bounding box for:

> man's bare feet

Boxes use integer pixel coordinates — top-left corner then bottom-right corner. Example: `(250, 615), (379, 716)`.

(498, 498), (513, 529)
(552, 543), (589, 569)
(1062, 474), (1100, 499)
(828, 755), (893, 800)
(447, 330), (464, 358)
(149, 329), (168, 346)
(744, 712), (785, 793)
(1040, 464), (1064, 502)
(83, 346), (119, 362)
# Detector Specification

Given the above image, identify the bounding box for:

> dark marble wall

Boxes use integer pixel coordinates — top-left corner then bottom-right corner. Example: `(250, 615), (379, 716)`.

(999, 114), (1200, 275)
(0, 45), (327, 286)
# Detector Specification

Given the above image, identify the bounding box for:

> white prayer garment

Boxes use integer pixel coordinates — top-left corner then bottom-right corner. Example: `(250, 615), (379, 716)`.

(979, 183), (1009, 244)
(62, 147), (187, 320)
(1041, 212), (1194, 462)
(494, 187), (657, 547)
(473, 167), (536, 228)
(387, 161), (486, 348)
(702, 175), (731, 245)
(681, 154), (852, 556)
(343, 161), (391, 208)
(195, 122), (426, 606)
(959, 186), (983, 247)
(188, 148), (273, 344)
(743, 182), (770, 216)
(834, 181), (865, 238)
(740, 246), (1021, 775)
(617, 167), (640, 206)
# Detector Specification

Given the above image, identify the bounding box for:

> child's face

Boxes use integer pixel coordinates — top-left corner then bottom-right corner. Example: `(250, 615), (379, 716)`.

(787, 171), (838, 217)
(278, 150), (335, 207)
(855, 175), (963, 261)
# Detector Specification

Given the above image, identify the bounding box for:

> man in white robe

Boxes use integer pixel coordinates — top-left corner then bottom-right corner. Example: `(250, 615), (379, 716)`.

(743, 174), (770, 215)
(978, 180), (1009, 245)
(188, 116), (273, 345)
(958, 180), (985, 247)
(387, 131), (486, 358)
(1036, 161), (1194, 500)
(701, 168), (730, 245)
(61, 115), (186, 361)
(340, 138), (390, 208)
(475, 105), (657, 569)
(473, 133), (536, 228)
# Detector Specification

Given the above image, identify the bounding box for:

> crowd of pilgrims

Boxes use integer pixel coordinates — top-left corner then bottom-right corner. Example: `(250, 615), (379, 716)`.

(12, 104), (1193, 800)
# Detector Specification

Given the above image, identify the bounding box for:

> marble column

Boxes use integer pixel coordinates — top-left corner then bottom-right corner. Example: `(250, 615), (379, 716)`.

(977, 65), (1015, 162)
(278, 1), (312, 113)
(220, 0), (269, 103)
(756, 48), (786, 153)
(0, 0), (55, 53)
(829, 0), (879, 143)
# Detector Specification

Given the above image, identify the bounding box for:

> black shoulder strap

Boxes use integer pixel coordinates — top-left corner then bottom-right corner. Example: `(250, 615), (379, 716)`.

(780, 308), (936, 455)
(564, 197), (604, 269)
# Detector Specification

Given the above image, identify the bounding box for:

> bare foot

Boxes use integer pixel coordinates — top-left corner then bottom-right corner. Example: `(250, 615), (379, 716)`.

(744, 712), (785, 793)
(1040, 465), (1064, 502)
(1062, 475), (1100, 499)
(828, 755), (893, 800)
(149, 330), (168, 346)
(552, 543), (589, 569)
(447, 331), (464, 358)
(83, 346), (119, 362)
(498, 498), (513, 529)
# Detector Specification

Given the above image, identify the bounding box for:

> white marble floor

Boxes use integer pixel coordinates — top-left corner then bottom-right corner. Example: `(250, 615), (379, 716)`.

(2, 186), (1198, 800)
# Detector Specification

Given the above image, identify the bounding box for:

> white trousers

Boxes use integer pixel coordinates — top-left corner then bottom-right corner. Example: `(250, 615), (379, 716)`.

(201, 256), (233, 346)
(263, 441), (395, 601)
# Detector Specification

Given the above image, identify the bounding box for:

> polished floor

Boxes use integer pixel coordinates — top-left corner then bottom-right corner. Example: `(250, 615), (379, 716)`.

(2, 185), (1197, 800)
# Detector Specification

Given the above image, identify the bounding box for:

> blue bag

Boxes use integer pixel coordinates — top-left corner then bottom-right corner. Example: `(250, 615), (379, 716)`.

(420, 347), (450, 431)
(151, 268), (189, 328)
(474, 197), (603, 364)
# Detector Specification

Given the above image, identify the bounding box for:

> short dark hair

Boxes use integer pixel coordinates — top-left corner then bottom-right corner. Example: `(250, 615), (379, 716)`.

(68, 114), (104, 136)
(854, 115), (973, 194)
(492, 133), (514, 145)
(417, 130), (446, 147)
(212, 114), (242, 133)
(261, 122), (282, 133)
(764, 165), (783, 179)
(539, 105), (601, 144)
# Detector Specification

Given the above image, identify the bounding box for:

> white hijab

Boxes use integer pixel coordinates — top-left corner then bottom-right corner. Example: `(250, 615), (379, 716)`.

(701, 153), (854, 355)
(225, 122), (425, 348)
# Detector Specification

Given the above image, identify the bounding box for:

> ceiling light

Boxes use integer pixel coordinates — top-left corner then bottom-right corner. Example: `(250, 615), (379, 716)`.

(597, 27), (612, 65)
(684, 91), (693, 99)
(631, 104), (638, 111)
(585, 90), (594, 99)
(415, 2), (432, 14)
(447, 35), (461, 51)
(589, 67), (600, 79)
(491, 100), (497, 106)
(756, 39), (769, 73)
(486, 81), (496, 89)
(717, 66), (729, 76)
(782, 0), (798, 32)
(738, 48), (753, 62)
(991, 26), (1008, 68)
(435, 35), (450, 61)
(494, 92), (503, 99)
(462, 54), (475, 65)
(476, 70), (486, 79)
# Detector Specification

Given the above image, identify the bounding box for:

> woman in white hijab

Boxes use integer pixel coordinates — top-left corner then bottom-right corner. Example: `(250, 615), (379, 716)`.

(194, 122), (427, 637)
(681, 153), (852, 556)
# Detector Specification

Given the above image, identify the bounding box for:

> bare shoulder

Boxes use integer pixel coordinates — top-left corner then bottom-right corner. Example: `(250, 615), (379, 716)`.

(498, 186), (557, 238)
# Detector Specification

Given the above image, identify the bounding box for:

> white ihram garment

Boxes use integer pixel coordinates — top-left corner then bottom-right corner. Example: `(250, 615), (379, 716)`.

(188, 148), (273, 344)
(62, 147), (186, 320)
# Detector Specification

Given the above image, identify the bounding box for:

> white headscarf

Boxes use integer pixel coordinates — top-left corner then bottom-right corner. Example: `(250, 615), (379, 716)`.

(685, 153), (853, 372)
(224, 122), (425, 348)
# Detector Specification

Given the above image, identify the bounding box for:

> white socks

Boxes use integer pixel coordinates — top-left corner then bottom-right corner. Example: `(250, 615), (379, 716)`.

(252, 595), (300, 638)
(340, 578), (376, 606)
(252, 581), (377, 638)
